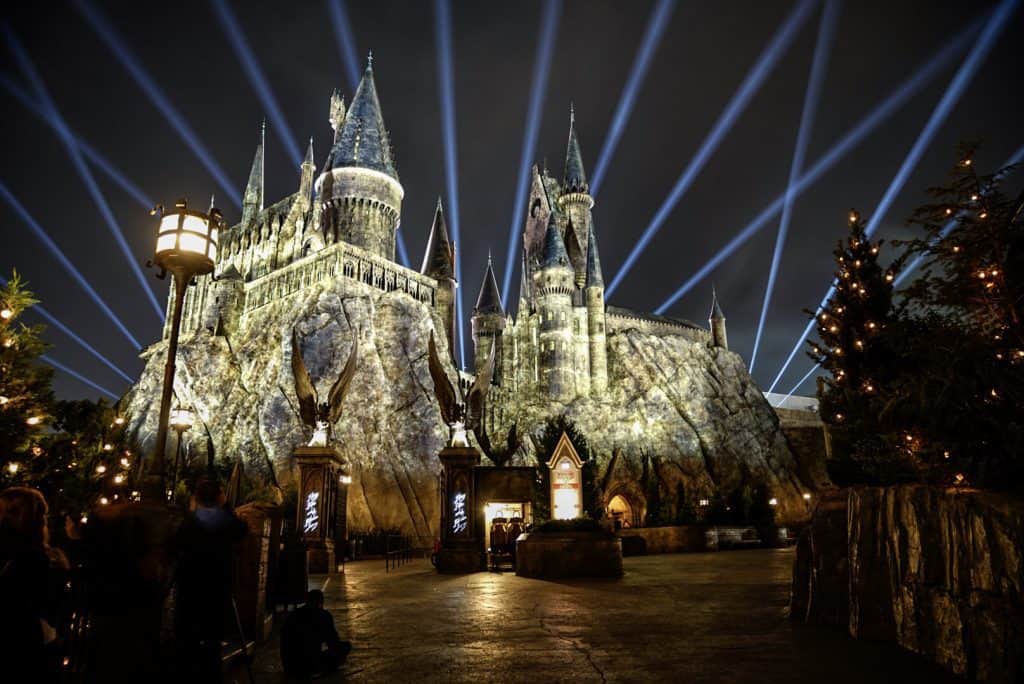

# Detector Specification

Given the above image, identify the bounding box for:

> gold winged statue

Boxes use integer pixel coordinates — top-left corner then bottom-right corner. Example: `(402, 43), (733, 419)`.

(291, 328), (359, 446)
(426, 330), (496, 449)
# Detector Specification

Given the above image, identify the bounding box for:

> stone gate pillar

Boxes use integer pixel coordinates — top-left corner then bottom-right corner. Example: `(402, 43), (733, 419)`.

(292, 445), (347, 573)
(436, 445), (484, 573)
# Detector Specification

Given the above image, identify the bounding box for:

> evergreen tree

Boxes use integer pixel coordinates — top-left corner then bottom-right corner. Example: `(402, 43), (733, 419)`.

(894, 149), (1024, 488)
(808, 212), (905, 483)
(0, 272), (54, 481)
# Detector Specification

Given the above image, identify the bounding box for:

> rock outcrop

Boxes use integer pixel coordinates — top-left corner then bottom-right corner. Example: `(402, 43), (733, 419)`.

(124, 276), (813, 539)
(792, 485), (1024, 682)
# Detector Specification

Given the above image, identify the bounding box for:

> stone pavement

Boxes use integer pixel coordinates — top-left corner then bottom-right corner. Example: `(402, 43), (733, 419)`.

(242, 549), (958, 683)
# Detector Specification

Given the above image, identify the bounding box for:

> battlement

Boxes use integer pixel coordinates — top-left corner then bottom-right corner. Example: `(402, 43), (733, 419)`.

(605, 306), (710, 343)
(242, 240), (436, 314)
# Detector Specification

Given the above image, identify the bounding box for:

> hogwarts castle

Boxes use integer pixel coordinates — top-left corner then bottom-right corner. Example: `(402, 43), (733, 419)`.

(128, 58), (812, 536)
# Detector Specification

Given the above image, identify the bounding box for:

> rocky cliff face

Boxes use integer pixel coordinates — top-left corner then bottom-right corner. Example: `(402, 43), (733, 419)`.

(493, 327), (813, 525)
(792, 485), (1024, 682)
(124, 277), (812, 539)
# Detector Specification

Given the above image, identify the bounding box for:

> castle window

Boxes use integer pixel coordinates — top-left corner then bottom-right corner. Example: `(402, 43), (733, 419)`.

(560, 311), (566, 323)
(574, 320), (580, 335)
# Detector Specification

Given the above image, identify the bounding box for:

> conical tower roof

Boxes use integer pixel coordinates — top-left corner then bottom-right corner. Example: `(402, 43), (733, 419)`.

(421, 197), (455, 280)
(325, 54), (398, 180)
(474, 256), (504, 316)
(563, 104), (588, 193)
(303, 137), (314, 166)
(541, 213), (570, 269)
(585, 224), (604, 288)
(710, 287), (725, 320)
(242, 121), (265, 213)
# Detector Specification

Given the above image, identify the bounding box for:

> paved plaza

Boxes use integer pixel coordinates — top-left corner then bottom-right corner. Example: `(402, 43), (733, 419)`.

(245, 548), (957, 683)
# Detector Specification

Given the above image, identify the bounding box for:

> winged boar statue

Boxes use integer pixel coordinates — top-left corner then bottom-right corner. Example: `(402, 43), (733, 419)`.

(291, 328), (359, 446)
(427, 330), (493, 448)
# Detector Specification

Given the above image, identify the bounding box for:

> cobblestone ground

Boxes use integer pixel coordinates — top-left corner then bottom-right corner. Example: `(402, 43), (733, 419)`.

(243, 548), (957, 683)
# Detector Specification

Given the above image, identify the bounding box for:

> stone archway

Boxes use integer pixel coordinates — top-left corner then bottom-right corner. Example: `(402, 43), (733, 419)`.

(608, 494), (634, 529)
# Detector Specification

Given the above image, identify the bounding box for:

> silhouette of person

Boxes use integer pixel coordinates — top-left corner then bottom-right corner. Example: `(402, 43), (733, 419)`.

(280, 589), (351, 678)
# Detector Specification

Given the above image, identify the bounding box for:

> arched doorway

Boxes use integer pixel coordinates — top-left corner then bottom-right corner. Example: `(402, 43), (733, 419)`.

(608, 494), (634, 529)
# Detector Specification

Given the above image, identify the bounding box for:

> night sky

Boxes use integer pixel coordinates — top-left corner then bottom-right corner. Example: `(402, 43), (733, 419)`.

(1, 0), (1021, 402)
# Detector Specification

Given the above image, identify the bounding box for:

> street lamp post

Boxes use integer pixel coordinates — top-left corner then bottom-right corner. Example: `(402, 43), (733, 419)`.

(169, 406), (194, 499)
(145, 199), (220, 500)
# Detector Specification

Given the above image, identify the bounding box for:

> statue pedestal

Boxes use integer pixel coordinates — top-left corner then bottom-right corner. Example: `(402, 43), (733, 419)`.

(437, 445), (484, 573)
(293, 445), (348, 574)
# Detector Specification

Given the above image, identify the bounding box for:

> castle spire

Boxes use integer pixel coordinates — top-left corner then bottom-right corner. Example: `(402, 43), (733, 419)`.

(710, 286), (725, 320)
(563, 103), (588, 193)
(325, 51), (397, 179)
(541, 212), (570, 269)
(421, 196), (454, 280)
(585, 223), (604, 288)
(474, 256), (504, 316)
(518, 246), (531, 314)
(303, 136), (315, 166)
(242, 120), (265, 224)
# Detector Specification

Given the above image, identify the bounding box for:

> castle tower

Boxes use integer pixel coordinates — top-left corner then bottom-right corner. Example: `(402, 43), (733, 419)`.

(535, 213), (575, 402)
(557, 105), (594, 282)
(585, 226), (608, 394)
(710, 288), (728, 349)
(471, 256), (505, 381)
(241, 121), (265, 227)
(316, 55), (404, 261)
(299, 137), (316, 206)
(421, 198), (458, 361)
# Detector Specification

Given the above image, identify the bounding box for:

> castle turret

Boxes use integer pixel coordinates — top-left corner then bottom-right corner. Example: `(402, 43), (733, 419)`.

(421, 198), (458, 360)
(471, 256), (505, 381)
(534, 213), (575, 402)
(241, 121), (265, 226)
(316, 55), (404, 261)
(211, 264), (245, 338)
(557, 105), (594, 281)
(710, 288), (728, 349)
(585, 225), (608, 394)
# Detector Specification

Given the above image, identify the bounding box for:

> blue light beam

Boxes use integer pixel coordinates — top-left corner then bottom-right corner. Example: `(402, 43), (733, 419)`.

(210, 0), (302, 167)
(0, 180), (143, 350)
(499, 0), (563, 304)
(435, 0), (465, 367)
(606, 0), (817, 298)
(42, 354), (119, 400)
(73, 0), (242, 207)
(3, 26), (164, 322)
(589, 0), (677, 196)
(326, 0), (361, 92)
(767, 0), (1017, 394)
(0, 74), (154, 209)
(0, 274), (134, 383)
(654, 17), (982, 316)
(749, 0), (840, 373)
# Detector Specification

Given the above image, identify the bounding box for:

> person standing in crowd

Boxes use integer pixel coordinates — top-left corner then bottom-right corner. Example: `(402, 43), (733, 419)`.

(0, 487), (67, 676)
(174, 478), (248, 681)
(280, 589), (351, 678)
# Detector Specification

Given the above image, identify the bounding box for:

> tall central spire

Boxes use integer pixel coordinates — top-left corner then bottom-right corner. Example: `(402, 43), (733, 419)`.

(563, 103), (588, 193)
(325, 53), (398, 180)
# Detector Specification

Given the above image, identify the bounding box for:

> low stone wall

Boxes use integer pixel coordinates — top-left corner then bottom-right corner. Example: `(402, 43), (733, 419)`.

(792, 485), (1024, 682)
(516, 531), (623, 579)
(618, 525), (706, 555)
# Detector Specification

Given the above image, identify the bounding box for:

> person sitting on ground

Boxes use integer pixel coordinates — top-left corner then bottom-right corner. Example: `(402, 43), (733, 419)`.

(174, 477), (248, 680)
(280, 589), (351, 678)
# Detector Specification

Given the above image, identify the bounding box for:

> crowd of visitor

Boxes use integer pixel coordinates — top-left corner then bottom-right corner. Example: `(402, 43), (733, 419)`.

(0, 481), (350, 680)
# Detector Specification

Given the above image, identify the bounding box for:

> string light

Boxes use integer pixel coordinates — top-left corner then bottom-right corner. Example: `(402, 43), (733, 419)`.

(945, 208), (953, 215)
(120, 457), (130, 467)
(962, 158), (972, 166)
(6, 462), (19, 474)
(979, 211), (988, 219)
(95, 464), (107, 474)
(802, 493), (812, 500)
(114, 417), (125, 426)
(103, 443), (113, 451)
(26, 416), (42, 425)
(99, 497), (109, 505)
(970, 193), (978, 201)
(0, 396), (9, 405)
(79, 515), (88, 524)
(113, 474), (125, 484)
(0, 308), (12, 319)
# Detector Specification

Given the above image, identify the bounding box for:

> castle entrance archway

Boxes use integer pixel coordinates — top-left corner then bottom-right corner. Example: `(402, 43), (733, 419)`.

(608, 494), (634, 529)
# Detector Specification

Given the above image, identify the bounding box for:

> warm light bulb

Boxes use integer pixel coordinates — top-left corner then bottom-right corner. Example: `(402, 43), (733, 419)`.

(979, 211), (988, 219)
(95, 464), (107, 474)
(970, 194), (978, 201)
(6, 462), (19, 474)
(99, 497), (109, 505)
(0, 308), (12, 319)
(768, 498), (778, 506)
(114, 417), (125, 426)
(26, 416), (42, 426)
(0, 396), (9, 405)
(103, 443), (113, 451)
(945, 208), (953, 215)
(802, 493), (812, 500)
(120, 457), (130, 467)
(80, 515), (88, 524)
(113, 474), (125, 484)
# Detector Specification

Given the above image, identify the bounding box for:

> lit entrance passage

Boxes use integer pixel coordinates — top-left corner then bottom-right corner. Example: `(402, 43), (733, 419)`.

(484, 501), (530, 551)
(608, 494), (634, 528)
(546, 431), (584, 519)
